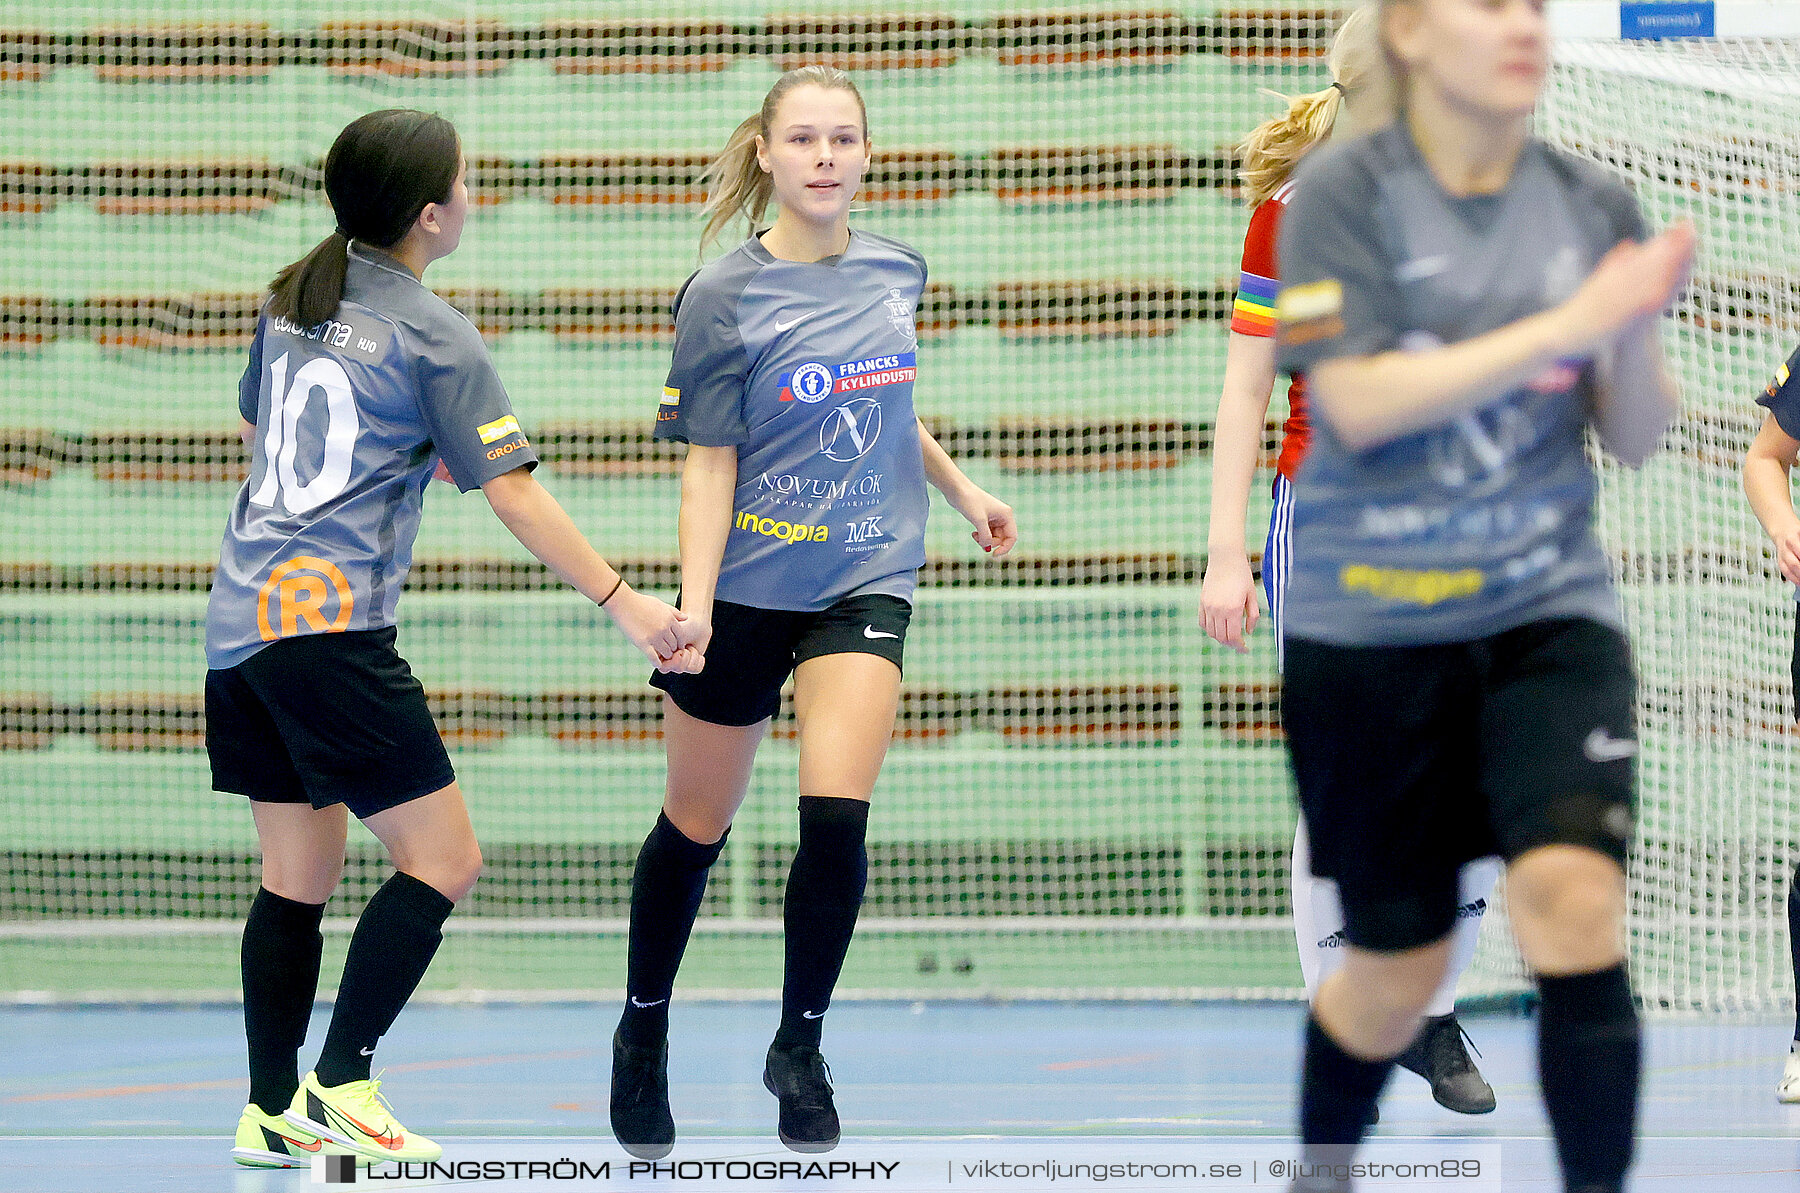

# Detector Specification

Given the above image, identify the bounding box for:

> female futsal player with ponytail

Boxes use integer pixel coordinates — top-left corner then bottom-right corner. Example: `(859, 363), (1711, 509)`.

(609, 66), (1017, 1159)
(212, 109), (695, 1169)
(1201, 5), (1498, 1117)
(1271, 1), (1693, 1189)
(1740, 344), (1800, 1104)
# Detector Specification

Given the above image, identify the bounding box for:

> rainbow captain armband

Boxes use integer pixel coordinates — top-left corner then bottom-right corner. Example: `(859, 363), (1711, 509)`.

(1231, 272), (1279, 337)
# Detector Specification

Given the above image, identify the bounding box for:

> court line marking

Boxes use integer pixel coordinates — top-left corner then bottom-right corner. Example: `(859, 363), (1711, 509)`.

(1041, 1052), (1164, 1072)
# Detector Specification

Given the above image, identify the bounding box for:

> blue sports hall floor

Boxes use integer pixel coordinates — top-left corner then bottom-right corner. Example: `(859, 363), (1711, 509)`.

(1, 1003), (1796, 1191)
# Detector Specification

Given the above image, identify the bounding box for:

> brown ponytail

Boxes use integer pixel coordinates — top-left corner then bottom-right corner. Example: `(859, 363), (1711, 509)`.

(266, 109), (460, 326)
(266, 231), (352, 327)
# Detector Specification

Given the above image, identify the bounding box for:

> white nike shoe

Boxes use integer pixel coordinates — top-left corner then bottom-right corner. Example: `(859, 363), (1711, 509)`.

(1778, 1042), (1800, 1104)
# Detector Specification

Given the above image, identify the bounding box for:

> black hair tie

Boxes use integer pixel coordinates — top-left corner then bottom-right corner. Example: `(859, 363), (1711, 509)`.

(1330, 81), (1347, 96)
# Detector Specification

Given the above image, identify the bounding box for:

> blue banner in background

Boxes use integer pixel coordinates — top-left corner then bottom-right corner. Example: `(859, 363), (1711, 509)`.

(1621, 1), (1715, 39)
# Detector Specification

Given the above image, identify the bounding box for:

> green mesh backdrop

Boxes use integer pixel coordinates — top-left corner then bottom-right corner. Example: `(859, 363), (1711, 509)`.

(0, 4), (1793, 1014)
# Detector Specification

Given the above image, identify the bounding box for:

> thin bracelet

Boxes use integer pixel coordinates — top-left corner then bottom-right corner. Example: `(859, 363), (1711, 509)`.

(599, 575), (625, 607)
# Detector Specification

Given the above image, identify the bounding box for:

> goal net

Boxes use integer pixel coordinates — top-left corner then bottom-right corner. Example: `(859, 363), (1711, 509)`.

(0, 3), (1793, 1015)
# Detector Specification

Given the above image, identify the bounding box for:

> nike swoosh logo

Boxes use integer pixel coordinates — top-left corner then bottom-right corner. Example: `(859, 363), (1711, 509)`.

(1583, 728), (1637, 763)
(323, 1101), (402, 1150)
(359, 1047), (375, 1056)
(774, 312), (813, 332)
(863, 626), (899, 639)
(1395, 255), (1451, 282)
(630, 997), (667, 1008)
(267, 1125), (322, 1153)
(802, 1010), (825, 1019)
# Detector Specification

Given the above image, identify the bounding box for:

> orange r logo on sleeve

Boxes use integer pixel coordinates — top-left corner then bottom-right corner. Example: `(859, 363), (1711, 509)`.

(257, 556), (356, 641)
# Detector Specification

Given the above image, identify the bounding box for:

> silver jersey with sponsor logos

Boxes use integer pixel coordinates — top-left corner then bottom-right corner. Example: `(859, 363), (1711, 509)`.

(655, 230), (928, 612)
(206, 246), (537, 669)
(1274, 124), (1647, 646)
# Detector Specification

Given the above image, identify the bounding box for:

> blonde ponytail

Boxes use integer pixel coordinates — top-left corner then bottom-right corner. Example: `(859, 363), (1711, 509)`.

(700, 114), (773, 256)
(697, 64), (869, 257)
(1238, 86), (1344, 207)
(1235, 4), (1391, 207)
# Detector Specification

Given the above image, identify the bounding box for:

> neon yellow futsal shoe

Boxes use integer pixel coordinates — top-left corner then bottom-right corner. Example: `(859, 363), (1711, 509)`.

(231, 1103), (366, 1168)
(284, 1071), (442, 1163)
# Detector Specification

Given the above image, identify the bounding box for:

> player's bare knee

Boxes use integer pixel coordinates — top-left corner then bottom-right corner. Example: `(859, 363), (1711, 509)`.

(261, 855), (345, 905)
(1522, 883), (1622, 949)
(438, 841), (484, 903)
(662, 801), (732, 846)
(1344, 945), (1448, 1013)
(264, 873), (340, 906)
(1509, 848), (1624, 928)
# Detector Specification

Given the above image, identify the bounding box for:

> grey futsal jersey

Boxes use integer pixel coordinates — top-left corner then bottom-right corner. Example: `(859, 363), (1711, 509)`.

(655, 230), (928, 611)
(1274, 123), (1646, 646)
(206, 245), (537, 669)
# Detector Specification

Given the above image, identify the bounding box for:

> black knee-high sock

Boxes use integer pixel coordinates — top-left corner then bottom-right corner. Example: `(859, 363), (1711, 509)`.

(1298, 1012), (1393, 1148)
(618, 812), (729, 1048)
(242, 888), (327, 1114)
(313, 872), (454, 1087)
(1790, 864), (1800, 1044)
(775, 797), (870, 1049)
(1537, 964), (1640, 1191)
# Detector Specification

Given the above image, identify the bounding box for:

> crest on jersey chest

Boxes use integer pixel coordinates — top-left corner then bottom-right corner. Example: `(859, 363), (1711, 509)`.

(884, 288), (917, 341)
(1541, 244), (1583, 304)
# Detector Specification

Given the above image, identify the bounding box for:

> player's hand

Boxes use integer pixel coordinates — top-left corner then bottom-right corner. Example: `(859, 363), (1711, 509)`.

(673, 608), (713, 667)
(607, 589), (691, 671)
(954, 487), (1018, 558)
(1774, 526), (1800, 587)
(432, 458), (455, 485)
(1557, 222), (1696, 352)
(1200, 553), (1260, 653)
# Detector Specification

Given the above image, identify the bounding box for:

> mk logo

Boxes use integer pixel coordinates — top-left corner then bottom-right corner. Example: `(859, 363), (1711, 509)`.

(844, 516), (885, 544)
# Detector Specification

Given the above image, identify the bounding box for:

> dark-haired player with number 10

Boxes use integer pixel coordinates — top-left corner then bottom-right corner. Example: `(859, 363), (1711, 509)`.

(1272, 1), (1694, 1190)
(209, 109), (696, 1171)
(608, 65), (1017, 1160)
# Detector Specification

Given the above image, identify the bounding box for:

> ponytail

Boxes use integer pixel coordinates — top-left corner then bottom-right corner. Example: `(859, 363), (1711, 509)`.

(1234, 4), (1390, 207)
(266, 231), (352, 326)
(1238, 86), (1344, 207)
(697, 64), (868, 258)
(699, 113), (775, 257)
(264, 108), (460, 326)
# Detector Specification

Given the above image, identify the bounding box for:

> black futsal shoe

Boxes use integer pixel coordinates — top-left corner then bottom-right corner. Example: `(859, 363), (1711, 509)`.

(610, 1029), (675, 1159)
(763, 1042), (840, 1153)
(1394, 1013), (1497, 1115)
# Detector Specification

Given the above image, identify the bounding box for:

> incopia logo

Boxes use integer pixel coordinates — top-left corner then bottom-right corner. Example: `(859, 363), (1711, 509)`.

(735, 512), (830, 542)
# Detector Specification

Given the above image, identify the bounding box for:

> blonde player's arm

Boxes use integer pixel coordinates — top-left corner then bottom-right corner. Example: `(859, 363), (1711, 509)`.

(672, 443), (740, 658)
(480, 467), (697, 670)
(916, 419), (1017, 557)
(1201, 331), (1276, 652)
(1311, 225), (1696, 452)
(1744, 413), (1800, 586)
